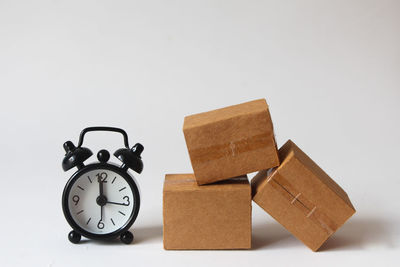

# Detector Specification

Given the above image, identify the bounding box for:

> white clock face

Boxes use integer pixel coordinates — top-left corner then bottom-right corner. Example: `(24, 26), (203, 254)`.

(67, 169), (135, 235)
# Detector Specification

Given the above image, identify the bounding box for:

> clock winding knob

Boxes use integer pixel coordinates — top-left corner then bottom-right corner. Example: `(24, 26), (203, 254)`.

(97, 149), (110, 163)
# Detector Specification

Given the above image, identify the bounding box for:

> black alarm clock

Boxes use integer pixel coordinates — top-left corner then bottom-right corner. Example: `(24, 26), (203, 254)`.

(61, 127), (143, 244)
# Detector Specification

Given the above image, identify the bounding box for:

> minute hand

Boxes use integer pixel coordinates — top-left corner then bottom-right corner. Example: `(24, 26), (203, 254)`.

(98, 177), (104, 197)
(106, 201), (129, 206)
(98, 177), (105, 221)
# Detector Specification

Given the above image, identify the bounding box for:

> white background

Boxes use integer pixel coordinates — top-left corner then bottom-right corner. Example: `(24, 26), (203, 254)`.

(0, 0), (399, 266)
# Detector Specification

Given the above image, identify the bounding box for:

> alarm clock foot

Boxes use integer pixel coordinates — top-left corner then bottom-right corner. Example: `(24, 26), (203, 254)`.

(120, 231), (134, 244)
(68, 230), (81, 244)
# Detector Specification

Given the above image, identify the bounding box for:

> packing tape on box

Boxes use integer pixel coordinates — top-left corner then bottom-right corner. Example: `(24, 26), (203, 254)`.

(267, 169), (338, 235)
(189, 133), (272, 163)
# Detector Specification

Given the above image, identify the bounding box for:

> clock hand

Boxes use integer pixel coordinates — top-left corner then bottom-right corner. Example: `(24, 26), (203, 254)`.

(98, 176), (105, 221)
(106, 201), (129, 206)
(98, 176), (104, 197)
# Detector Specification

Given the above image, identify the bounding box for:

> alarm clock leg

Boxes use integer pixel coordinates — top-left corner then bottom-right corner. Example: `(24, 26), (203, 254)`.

(120, 231), (134, 244)
(68, 230), (81, 244)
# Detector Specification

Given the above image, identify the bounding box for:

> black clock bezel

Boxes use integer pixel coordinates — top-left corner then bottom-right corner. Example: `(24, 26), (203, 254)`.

(62, 162), (140, 241)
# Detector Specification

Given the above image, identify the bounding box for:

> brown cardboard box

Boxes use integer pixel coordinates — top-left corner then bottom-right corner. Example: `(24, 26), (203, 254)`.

(252, 140), (356, 251)
(183, 99), (279, 185)
(163, 174), (252, 250)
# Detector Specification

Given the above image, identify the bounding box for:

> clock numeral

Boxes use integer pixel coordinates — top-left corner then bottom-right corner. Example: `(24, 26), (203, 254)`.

(96, 172), (108, 183)
(123, 196), (130, 206)
(97, 220), (105, 229)
(72, 195), (80, 205)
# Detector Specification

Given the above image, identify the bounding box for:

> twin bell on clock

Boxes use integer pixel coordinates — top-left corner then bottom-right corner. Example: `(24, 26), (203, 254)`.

(61, 127), (144, 244)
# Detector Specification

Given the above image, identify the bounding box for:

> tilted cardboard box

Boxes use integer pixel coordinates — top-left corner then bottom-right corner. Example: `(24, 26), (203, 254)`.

(183, 99), (279, 185)
(252, 140), (356, 251)
(163, 174), (252, 250)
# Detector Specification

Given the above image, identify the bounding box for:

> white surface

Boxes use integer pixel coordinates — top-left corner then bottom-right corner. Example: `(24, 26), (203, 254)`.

(0, 0), (399, 266)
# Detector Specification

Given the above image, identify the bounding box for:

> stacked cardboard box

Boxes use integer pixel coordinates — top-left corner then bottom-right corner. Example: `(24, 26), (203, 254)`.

(163, 98), (355, 251)
(163, 174), (251, 249)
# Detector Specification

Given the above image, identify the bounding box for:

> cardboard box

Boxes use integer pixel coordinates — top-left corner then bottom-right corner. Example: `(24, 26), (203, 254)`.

(163, 174), (252, 250)
(252, 140), (356, 251)
(183, 99), (279, 185)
